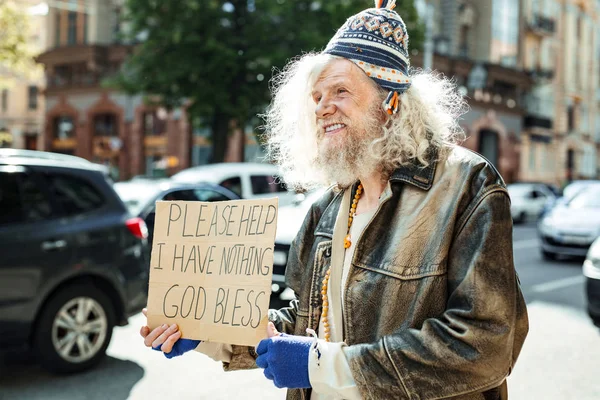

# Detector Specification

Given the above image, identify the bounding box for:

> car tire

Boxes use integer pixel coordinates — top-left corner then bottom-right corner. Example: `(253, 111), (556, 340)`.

(33, 283), (116, 374)
(542, 250), (557, 261)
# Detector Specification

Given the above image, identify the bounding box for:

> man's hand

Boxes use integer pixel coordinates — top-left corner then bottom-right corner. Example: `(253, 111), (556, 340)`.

(140, 308), (201, 359)
(255, 322), (313, 389)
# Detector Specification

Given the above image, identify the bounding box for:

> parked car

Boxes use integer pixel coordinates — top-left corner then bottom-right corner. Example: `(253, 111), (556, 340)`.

(0, 150), (149, 373)
(114, 180), (240, 246)
(171, 163), (297, 206)
(272, 188), (327, 294)
(538, 185), (600, 260)
(541, 180), (600, 218)
(114, 179), (290, 301)
(584, 237), (600, 328)
(507, 182), (557, 223)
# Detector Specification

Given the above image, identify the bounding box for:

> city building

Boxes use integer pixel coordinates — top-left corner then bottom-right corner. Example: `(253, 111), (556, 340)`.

(519, 0), (600, 185)
(554, 0), (599, 182)
(416, 0), (532, 183)
(0, 0), (47, 150)
(36, 0), (193, 180)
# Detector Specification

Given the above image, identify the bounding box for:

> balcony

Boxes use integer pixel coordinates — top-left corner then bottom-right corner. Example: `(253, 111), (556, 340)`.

(526, 67), (554, 81)
(36, 44), (133, 92)
(528, 14), (556, 36)
(524, 115), (553, 130)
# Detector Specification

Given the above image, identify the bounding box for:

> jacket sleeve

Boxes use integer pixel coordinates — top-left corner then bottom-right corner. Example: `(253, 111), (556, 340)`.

(344, 189), (529, 399)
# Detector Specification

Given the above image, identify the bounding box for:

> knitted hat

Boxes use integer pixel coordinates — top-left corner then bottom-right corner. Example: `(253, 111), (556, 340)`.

(323, 0), (411, 115)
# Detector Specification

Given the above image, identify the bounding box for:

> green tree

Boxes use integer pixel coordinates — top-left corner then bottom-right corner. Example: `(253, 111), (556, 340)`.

(0, 0), (34, 87)
(111, 0), (424, 162)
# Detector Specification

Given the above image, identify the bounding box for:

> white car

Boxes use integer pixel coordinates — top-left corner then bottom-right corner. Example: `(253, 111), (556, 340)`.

(583, 237), (600, 327)
(171, 163), (298, 207)
(538, 185), (600, 260)
(507, 183), (556, 223)
(271, 188), (327, 294)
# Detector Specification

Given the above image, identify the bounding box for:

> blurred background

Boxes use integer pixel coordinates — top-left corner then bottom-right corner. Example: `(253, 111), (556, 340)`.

(0, 0), (600, 399)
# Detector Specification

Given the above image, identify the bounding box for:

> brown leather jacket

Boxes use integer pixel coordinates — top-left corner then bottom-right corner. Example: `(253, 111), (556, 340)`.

(224, 146), (529, 400)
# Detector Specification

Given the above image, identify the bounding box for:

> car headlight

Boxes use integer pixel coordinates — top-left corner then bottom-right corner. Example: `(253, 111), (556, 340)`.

(583, 259), (600, 279)
(273, 250), (287, 266)
(584, 239), (600, 279)
(539, 217), (555, 235)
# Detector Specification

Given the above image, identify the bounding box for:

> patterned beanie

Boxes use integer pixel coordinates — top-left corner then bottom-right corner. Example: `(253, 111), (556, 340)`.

(323, 0), (411, 115)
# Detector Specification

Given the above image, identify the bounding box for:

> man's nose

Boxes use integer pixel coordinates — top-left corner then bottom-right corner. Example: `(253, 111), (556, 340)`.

(315, 97), (336, 119)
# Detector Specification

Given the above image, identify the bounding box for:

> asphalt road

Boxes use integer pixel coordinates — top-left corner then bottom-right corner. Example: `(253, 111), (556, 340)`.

(1, 223), (598, 400)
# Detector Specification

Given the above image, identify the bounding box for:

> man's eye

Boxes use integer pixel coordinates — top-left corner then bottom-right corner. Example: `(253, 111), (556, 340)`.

(337, 88), (347, 94)
(314, 96), (322, 103)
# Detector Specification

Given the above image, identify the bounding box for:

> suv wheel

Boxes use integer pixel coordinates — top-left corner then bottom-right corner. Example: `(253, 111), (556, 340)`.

(34, 283), (116, 373)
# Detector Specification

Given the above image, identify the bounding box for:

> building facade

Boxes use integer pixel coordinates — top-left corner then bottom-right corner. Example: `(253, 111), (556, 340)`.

(519, 0), (600, 186)
(416, 0), (532, 183)
(36, 0), (193, 180)
(418, 0), (600, 184)
(0, 0), (47, 150)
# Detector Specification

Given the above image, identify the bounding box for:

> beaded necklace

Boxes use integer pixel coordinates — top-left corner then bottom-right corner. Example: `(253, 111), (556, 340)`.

(320, 183), (363, 342)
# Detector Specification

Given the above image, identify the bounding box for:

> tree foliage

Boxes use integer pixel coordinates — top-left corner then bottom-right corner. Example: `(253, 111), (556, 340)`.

(0, 0), (35, 87)
(111, 0), (424, 162)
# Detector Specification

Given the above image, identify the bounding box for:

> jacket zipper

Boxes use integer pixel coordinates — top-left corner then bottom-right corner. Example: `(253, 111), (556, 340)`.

(342, 185), (394, 342)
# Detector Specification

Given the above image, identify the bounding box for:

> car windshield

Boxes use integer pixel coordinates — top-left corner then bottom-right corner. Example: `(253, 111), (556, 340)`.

(114, 182), (161, 215)
(567, 186), (600, 209)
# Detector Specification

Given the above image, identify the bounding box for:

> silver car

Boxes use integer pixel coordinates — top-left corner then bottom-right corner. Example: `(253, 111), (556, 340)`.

(538, 185), (600, 260)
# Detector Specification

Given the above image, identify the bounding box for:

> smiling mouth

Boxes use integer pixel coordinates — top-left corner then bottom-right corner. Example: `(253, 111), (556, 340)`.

(324, 123), (346, 135)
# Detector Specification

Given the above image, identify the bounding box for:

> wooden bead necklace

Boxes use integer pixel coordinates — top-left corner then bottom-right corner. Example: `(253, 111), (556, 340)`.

(320, 183), (363, 342)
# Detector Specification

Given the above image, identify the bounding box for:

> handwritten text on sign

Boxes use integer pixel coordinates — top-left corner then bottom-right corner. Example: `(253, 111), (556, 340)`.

(146, 198), (278, 346)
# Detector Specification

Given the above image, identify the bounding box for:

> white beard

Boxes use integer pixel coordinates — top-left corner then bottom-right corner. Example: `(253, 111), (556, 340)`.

(315, 107), (384, 188)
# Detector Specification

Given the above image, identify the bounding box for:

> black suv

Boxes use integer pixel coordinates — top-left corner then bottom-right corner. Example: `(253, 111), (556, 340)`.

(0, 150), (149, 373)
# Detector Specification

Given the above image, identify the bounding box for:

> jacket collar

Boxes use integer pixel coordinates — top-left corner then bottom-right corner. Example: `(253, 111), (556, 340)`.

(389, 146), (439, 191)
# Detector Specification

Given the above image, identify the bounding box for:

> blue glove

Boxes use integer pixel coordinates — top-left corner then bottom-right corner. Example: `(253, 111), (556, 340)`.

(256, 334), (312, 389)
(153, 338), (201, 359)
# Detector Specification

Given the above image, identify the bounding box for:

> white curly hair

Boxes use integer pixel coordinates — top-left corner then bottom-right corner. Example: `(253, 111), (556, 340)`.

(262, 53), (468, 191)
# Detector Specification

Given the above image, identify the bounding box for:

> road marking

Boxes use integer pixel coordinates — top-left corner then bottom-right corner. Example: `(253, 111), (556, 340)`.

(513, 239), (539, 250)
(531, 275), (585, 293)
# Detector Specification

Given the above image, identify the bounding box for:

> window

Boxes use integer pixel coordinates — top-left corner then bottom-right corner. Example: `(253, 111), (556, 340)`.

(219, 177), (242, 197)
(1, 89), (8, 112)
(53, 116), (75, 140)
(84, 13), (88, 44)
(194, 189), (233, 202)
(529, 142), (536, 171)
(162, 190), (198, 202)
(67, 11), (77, 45)
(143, 112), (166, 136)
(567, 105), (575, 132)
(0, 172), (53, 225)
(55, 11), (61, 46)
(531, 189), (546, 200)
(250, 175), (287, 195)
(0, 172), (23, 225)
(46, 174), (104, 216)
(28, 86), (38, 110)
(93, 114), (118, 137)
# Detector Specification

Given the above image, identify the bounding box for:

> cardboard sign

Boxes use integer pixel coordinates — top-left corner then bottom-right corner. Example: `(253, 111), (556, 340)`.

(146, 198), (278, 347)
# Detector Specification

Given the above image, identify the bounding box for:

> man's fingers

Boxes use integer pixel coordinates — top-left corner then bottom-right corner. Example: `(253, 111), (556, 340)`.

(152, 324), (179, 349)
(267, 321), (280, 338)
(161, 331), (182, 354)
(143, 324), (169, 347)
(142, 308), (147, 318)
(140, 325), (150, 338)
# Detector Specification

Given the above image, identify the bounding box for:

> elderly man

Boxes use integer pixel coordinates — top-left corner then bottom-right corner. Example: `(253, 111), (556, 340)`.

(140, 1), (528, 399)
